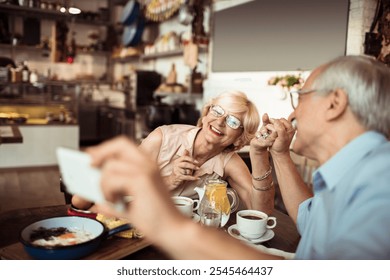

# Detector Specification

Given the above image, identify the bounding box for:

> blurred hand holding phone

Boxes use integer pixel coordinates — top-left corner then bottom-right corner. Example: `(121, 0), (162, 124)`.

(56, 147), (126, 212)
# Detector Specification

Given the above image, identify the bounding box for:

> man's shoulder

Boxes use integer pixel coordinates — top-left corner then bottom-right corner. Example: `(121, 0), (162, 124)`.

(350, 143), (390, 194)
(364, 141), (390, 167)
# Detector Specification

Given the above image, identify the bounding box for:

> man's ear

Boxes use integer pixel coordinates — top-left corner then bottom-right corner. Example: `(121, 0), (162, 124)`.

(325, 89), (348, 121)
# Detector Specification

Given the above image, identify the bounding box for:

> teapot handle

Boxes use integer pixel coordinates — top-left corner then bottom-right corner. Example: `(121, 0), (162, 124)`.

(227, 188), (239, 212)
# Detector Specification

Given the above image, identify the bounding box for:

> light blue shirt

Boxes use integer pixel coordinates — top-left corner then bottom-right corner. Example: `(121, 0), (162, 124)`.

(295, 131), (390, 259)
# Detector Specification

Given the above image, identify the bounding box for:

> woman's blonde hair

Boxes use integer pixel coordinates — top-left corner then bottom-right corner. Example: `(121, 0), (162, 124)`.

(197, 90), (260, 151)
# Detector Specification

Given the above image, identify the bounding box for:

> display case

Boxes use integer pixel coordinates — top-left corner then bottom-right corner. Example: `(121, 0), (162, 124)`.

(0, 81), (78, 125)
(0, 81), (79, 168)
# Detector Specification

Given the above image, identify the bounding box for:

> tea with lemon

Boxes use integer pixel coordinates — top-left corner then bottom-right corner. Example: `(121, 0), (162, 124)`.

(205, 181), (231, 215)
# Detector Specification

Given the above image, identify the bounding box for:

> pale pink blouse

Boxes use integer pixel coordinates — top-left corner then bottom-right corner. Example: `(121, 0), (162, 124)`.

(156, 124), (235, 198)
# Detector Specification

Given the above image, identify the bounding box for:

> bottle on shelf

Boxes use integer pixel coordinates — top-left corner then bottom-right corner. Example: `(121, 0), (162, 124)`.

(59, 105), (66, 122)
(11, 67), (21, 83)
(66, 32), (77, 64)
(21, 61), (30, 83)
(6, 64), (13, 83)
(29, 69), (38, 84)
(166, 63), (177, 85)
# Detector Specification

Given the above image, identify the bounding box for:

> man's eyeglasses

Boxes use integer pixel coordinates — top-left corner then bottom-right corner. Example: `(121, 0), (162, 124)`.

(209, 105), (243, 130)
(289, 89), (317, 109)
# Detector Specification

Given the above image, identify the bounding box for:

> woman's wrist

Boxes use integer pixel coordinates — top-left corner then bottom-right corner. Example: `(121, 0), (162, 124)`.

(249, 146), (269, 157)
(251, 165), (272, 181)
(252, 181), (274, 191)
(252, 173), (274, 191)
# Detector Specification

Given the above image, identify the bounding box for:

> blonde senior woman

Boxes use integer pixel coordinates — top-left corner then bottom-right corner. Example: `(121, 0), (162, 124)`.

(72, 90), (275, 213)
(139, 90), (274, 212)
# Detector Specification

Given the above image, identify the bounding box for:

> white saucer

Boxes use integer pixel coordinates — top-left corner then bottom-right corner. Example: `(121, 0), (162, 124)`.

(227, 224), (274, 244)
(192, 213), (200, 223)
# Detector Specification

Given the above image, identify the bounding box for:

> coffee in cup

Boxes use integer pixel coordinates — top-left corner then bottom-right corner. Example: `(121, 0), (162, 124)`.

(172, 196), (199, 218)
(236, 210), (277, 239)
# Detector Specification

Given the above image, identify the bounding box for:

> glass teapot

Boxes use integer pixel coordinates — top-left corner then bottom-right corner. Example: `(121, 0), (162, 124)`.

(195, 178), (239, 227)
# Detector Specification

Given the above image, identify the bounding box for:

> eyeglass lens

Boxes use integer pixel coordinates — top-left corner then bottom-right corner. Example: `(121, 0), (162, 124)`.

(210, 105), (242, 129)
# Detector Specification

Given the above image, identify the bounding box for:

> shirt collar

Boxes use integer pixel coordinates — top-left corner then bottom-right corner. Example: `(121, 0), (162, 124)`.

(175, 127), (201, 157)
(313, 131), (387, 192)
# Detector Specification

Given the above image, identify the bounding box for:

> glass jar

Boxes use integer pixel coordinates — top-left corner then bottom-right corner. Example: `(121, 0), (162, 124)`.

(198, 178), (239, 227)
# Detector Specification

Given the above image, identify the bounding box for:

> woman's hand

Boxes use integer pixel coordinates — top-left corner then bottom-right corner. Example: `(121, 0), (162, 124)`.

(250, 113), (277, 155)
(167, 149), (199, 188)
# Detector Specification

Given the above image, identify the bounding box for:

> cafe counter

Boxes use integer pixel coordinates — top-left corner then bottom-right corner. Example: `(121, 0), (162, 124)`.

(0, 124), (78, 168)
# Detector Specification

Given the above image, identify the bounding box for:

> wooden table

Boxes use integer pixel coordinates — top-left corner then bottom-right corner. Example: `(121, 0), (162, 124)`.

(0, 205), (300, 260)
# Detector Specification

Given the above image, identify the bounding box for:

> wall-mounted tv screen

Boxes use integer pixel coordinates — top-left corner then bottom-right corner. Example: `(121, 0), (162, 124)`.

(211, 0), (350, 72)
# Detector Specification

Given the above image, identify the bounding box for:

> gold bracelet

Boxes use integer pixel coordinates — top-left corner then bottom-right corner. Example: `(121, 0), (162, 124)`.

(252, 181), (274, 191)
(252, 166), (272, 181)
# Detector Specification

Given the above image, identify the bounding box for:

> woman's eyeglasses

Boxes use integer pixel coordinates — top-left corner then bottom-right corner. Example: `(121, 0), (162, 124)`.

(209, 105), (243, 130)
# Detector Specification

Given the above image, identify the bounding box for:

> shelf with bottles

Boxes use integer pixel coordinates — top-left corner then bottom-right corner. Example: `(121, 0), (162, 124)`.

(77, 48), (111, 56)
(0, 3), (109, 26)
(112, 51), (187, 64)
(142, 48), (186, 60)
(154, 91), (202, 101)
(0, 3), (68, 20)
(0, 44), (110, 60)
(0, 42), (50, 53)
(1, 5), (112, 63)
(152, 60), (204, 101)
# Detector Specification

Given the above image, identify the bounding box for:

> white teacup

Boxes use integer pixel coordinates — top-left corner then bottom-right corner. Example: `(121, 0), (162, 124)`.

(236, 210), (277, 239)
(172, 196), (199, 218)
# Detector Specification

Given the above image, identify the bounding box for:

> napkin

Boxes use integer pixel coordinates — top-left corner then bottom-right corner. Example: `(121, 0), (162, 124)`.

(251, 244), (296, 260)
(96, 213), (143, 239)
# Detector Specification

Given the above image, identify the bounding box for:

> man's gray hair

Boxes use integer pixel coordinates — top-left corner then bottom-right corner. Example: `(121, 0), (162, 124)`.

(312, 55), (390, 136)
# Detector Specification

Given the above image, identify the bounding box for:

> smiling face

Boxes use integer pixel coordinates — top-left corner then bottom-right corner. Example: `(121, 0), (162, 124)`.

(197, 91), (260, 151)
(201, 99), (245, 149)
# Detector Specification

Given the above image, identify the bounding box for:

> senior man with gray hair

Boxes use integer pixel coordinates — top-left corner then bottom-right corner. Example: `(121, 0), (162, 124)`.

(263, 55), (390, 259)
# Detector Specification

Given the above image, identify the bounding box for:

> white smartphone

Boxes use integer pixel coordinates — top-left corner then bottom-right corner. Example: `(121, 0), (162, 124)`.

(56, 147), (125, 211)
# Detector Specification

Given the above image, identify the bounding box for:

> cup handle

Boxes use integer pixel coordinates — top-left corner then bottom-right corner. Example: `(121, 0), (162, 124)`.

(266, 217), (277, 229)
(227, 188), (239, 212)
(192, 199), (200, 211)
